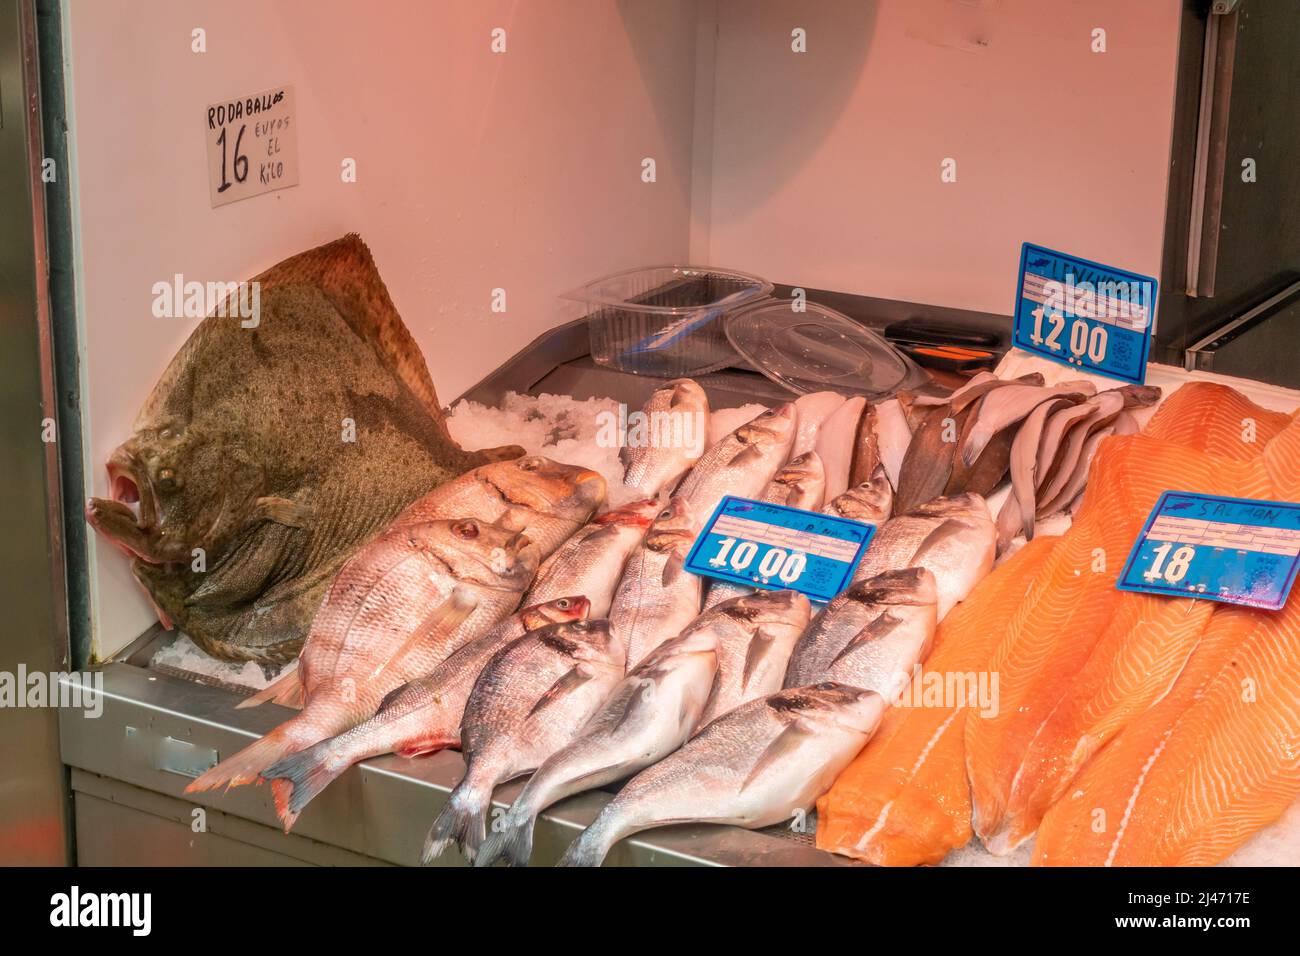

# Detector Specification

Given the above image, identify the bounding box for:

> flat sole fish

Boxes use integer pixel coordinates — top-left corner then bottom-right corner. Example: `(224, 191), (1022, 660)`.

(815, 535), (1058, 866)
(966, 383), (1292, 854)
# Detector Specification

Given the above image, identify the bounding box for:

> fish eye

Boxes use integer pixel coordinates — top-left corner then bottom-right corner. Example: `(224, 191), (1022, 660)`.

(518, 457), (542, 472)
(158, 468), (178, 492)
(453, 520), (479, 539)
(555, 598), (572, 609)
(658, 509), (672, 520)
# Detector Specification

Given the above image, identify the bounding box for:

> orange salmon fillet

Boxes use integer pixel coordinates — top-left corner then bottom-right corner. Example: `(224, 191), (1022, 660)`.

(815, 535), (1058, 866)
(1034, 597), (1300, 865)
(965, 383), (1290, 854)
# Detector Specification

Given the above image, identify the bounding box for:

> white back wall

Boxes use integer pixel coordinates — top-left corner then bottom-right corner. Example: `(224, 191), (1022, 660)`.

(698, 0), (1183, 313)
(64, 0), (699, 657)
(65, 0), (1183, 657)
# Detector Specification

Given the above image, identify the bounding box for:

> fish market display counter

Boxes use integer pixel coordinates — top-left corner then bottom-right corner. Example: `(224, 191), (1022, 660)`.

(60, 318), (911, 868)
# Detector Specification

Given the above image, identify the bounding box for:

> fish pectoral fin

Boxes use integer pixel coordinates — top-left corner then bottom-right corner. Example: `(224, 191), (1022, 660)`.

(728, 445), (765, 468)
(740, 632), (778, 689)
(528, 664), (595, 718)
(829, 611), (902, 667)
(235, 661), (303, 710)
(369, 587), (479, 682)
(661, 552), (686, 587)
(740, 718), (819, 793)
(608, 678), (658, 734)
(254, 495), (314, 529)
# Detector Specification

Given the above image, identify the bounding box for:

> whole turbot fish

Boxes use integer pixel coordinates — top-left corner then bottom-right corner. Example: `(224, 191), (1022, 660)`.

(783, 567), (938, 695)
(558, 683), (886, 866)
(609, 497), (704, 668)
(259, 596), (588, 832)
(476, 625), (721, 867)
(523, 499), (659, 617)
(185, 516), (538, 795)
(619, 379), (711, 498)
(85, 235), (521, 664)
(423, 619), (626, 864)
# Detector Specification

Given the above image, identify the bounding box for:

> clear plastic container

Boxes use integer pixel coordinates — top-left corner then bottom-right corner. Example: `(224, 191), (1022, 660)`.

(725, 298), (928, 398)
(565, 265), (773, 377)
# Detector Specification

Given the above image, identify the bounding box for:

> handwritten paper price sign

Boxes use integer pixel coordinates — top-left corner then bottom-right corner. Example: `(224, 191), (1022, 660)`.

(206, 86), (299, 208)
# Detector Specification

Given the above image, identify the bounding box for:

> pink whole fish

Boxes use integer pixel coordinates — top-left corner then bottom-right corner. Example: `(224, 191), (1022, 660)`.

(185, 516), (539, 795)
(260, 596), (589, 832)
(523, 500), (659, 618)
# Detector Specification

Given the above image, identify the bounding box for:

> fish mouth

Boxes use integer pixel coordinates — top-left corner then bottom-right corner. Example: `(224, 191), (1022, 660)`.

(86, 452), (164, 563)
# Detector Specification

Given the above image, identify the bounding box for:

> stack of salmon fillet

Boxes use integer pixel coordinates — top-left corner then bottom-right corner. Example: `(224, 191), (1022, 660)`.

(816, 382), (1300, 866)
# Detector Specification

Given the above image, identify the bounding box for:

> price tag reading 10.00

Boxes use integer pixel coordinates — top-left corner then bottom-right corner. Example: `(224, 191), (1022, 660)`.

(683, 496), (877, 604)
(1117, 492), (1300, 611)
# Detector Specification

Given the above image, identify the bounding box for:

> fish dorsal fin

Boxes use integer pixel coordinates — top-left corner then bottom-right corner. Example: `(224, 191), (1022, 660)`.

(252, 234), (445, 425)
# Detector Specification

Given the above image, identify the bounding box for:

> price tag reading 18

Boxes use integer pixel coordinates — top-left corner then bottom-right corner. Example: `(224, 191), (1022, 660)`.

(1012, 243), (1157, 385)
(1117, 492), (1300, 611)
(683, 496), (877, 604)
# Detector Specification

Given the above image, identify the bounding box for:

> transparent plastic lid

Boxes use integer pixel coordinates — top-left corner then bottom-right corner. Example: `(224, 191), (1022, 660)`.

(724, 299), (916, 397)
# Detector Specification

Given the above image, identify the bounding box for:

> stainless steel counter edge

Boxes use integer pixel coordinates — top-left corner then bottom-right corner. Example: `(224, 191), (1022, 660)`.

(59, 665), (856, 867)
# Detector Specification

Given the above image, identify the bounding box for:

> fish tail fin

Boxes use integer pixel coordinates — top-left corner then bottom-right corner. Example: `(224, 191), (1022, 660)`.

(556, 811), (624, 868)
(236, 663), (303, 709)
(475, 807), (537, 868)
(184, 724), (303, 794)
(422, 779), (491, 865)
(262, 739), (351, 833)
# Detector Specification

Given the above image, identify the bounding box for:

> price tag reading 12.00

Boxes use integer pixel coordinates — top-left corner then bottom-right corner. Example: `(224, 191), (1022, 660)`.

(1012, 243), (1157, 385)
(1117, 492), (1300, 611)
(683, 496), (877, 604)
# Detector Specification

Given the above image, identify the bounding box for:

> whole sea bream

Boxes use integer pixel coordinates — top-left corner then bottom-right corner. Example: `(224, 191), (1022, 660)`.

(676, 404), (797, 520)
(393, 455), (606, 558)
(619, 379), (711, 497)
(423, 619), (626, 863)
(609, 497), (704, 668)
(85, 235), (522, 664)
(559, 683), (886, 866)
(850, 492), (996, 619)
(186, 516), (538, 795)
(523, 499), (659, 617)
(260, 596), (589, 832)
(783, 567), (938, 695)
(476, 625), (721, 867)
(694, 590), (812, 729)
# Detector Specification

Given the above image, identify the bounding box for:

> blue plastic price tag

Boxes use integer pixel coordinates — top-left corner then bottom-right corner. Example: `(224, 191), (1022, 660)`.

(683, 495), (877, 603)
(1117, 492), (1300, 610)
(1012, 242), (1156, 385)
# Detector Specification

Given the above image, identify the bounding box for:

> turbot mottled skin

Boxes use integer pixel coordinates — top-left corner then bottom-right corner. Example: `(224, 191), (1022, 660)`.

(86, 235), (521, 664)
(558, 683), (886, 866)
